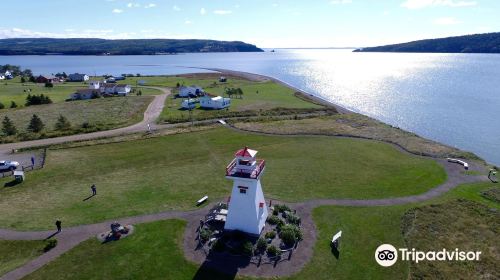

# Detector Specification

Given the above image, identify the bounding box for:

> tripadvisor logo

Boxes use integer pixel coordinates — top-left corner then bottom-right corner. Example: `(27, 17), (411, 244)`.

(375, 244), (482, 267)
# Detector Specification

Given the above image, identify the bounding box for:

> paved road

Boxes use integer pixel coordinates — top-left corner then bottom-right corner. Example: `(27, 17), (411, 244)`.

(0, 87), (170, 157)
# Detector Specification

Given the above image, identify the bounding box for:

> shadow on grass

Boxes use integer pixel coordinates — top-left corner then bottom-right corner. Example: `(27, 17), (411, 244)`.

(192, 250), (251, 280)
(330, 243), (340, 260)
(82, 194), (96, 201)
(3, 180), (21, 188)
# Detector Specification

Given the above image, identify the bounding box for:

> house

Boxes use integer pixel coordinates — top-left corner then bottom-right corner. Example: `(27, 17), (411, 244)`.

(68, 73), (89, 82)
(219, 76), (227, 82)
(35, 75), (58, 83)
(4, 70), (13, 79)
(100, 84), (131, 96)
(200, 95), (231, 109)
(0, 74), (4, 80)
(181, 99), (199, 109)
(179, 85), (204, 98)
(70, 89), (100, 100)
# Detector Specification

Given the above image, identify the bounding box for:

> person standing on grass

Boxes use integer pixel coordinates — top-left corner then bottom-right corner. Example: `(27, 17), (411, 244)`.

(91, 184), (97, 196)
(31, 156), (35, 167)
(55, 220), (62, 232)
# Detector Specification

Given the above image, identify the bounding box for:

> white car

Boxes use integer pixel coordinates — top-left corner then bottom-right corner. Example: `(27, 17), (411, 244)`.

(0, 160), (20, 172)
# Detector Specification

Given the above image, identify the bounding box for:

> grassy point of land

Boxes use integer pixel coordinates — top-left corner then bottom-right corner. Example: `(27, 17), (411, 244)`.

(0, 127), (445, 230)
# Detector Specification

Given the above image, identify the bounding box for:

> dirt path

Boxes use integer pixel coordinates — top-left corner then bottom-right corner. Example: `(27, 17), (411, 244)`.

(0, 87), (170, 157)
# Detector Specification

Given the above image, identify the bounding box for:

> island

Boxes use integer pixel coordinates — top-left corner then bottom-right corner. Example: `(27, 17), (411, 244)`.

(0, 38), (264, 55)
(353, 32), (500, 53)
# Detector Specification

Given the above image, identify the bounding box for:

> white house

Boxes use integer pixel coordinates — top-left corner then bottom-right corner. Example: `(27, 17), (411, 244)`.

(224, 147), (268, 235)
(69, 81), (131, 100)
(181, 99), (198, 109)
(179, 85), (204, 98)
(200, 95), (231, 109)
(88, 80), (102, 90)
(100, 84), (131, 96)
(4, 70), (13, 79)
(0, 74), (4, 80)
(70, 89), (99, 100)
(68, 73), (89, 82)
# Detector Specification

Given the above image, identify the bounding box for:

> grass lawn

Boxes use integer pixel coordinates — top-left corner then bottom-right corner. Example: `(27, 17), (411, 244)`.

(154, 74), (324, 123)
(0, 96), (152, 141)
(23, 220), (229, 280)
(0, 239), (50, 277)
(0, 127), (446, 230)
(20, 183), (499, 280)
(0, 77), (161, 108)
(233, 115), (481, 160)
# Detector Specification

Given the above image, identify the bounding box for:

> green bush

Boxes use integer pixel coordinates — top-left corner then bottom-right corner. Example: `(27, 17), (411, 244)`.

(241, 241), (254, 256)
(199, 228), (212, 243)
(274, 204), (291, 213)
(286, 213), (301, 225)
(266, 215), (281, 225)
(272, 208), (279, 215)
(265, 231), (276, 239)
(266, 245), (281, 257)
(256, 238), (267, 252)
(43, 239), (58, 252)
(279, 224), (302, 246)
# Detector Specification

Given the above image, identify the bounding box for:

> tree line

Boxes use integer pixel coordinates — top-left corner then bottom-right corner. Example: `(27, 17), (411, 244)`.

(1, 114), (72, 136)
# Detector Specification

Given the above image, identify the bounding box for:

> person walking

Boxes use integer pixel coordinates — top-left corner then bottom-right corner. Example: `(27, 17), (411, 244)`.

(31, 156), (35, 167)
(55, 220), (62, 232)
(91, 184), (97, 196)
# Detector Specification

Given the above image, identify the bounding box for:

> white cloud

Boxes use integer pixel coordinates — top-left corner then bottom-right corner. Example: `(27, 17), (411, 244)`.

(401, 0), (477, 9)
(214, 10), (232, 15)
(272, 3), (279, 7)
(112, 9), (123, 13)
(331, 0), (352, 4)
(433, 17), (461, 25)
(127, 3), (140, 8)
(145, 3), (156, 9)
(185, 20), (192, 25)
(200, 8), (206, 15)
(172, 5), (181, 11)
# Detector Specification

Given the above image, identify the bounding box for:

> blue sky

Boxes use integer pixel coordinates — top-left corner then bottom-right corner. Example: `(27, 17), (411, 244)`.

(0, 0), (499, 48)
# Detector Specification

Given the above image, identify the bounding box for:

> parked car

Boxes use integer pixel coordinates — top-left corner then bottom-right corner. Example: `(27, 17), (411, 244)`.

(0, 160), (20, 172)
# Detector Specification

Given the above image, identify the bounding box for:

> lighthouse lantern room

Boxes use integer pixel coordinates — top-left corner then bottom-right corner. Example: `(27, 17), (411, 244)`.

(224, 146), (268, 235)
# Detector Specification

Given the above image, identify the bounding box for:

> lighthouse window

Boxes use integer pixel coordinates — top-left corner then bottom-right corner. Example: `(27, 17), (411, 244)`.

(239, 159), (251, 166)
(239, 189), (247, 194)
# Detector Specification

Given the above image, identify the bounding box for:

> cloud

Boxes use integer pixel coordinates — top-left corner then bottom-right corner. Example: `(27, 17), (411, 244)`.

(214, 10), (232, 15)
(331, 0), (352, 4)
(433, 17), (461, 25)
(272, 3), (279, 7)
(401, 0), (477, 9)
(127, 3), (140, 8)
(112, 9), (123, 13)
(172, 5), (181, 11)
(185, 20), (192, 25)
(200, 8), (206, 15)
(145, 3), (156, 9)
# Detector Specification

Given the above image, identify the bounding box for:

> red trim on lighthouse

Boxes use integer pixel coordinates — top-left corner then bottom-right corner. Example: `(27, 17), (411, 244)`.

(259, 202), (264, 208)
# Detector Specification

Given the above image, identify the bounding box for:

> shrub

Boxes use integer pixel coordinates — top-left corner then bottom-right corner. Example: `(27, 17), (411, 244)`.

(199, 228), (212, 243)
(54, 115), (71, 131)
(265, 231), (276, 239)
(274, 204), (291, 213)
(0, 102), (4, 109)
(272, 208), (279, 216)
(286, 213), (301, 225)
(279, 224), (302, 246)
(25, 94), (52, 106)
(43, 239), (57, 252)
(256, 238), (267, 252)
(44, 82), (53, 88)
(10, 101), (17, 108)
(266, 215), (281, 225)
(241, 241), (254, 256)
(266, 245), (281, 257)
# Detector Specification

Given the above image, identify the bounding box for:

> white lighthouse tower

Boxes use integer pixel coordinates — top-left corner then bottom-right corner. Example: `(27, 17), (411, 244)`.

(224, 147), (268, 235)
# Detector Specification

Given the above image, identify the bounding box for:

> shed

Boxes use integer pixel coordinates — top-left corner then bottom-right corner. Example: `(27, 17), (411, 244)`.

(14, 171), (25, 182)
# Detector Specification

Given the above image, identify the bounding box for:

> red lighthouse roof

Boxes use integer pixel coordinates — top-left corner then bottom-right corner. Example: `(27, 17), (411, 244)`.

(235, 146), (258, 158)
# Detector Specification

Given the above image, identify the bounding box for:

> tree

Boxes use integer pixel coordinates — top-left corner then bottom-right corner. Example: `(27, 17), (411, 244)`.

(29, 76), (36, 83)
(54, 115), (71, 131)
(22, 69), (33, 77)
(10, 101), (17, 108)
(20, 76), (26, 83)
(0, 102), (4, 110)
(2, 116), (17, 136)
(45, 82), (53, 88)
(27, 114), (44, 133)
(237, 88), (244, 99)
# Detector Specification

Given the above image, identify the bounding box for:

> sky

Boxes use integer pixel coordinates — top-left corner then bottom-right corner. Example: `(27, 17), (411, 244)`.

(0, 0), (499, 48)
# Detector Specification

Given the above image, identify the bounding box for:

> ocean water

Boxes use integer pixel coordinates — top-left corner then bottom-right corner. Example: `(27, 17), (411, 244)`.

(1, 49), (499, 165)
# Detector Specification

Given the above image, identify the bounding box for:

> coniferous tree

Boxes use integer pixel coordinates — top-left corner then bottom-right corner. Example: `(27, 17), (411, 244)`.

(0, 102), (4, 110)
(2, 116), (17, 136)
(27, 114), (44, 133)
(10, 101), (17, 108)
(54, 115), (71, 131)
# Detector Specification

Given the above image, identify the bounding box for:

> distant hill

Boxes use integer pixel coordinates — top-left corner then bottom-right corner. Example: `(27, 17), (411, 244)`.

(353, 32), (500, 53)
(0, 38), (263, 55)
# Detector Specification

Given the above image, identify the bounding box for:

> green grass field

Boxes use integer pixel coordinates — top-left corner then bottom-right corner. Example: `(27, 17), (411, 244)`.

(22, 182), (498, 280)
(0, 77), (161, 108)
(0, 96), (152, 141)
(0, 239), (49, 277)
(0, 127), (445, 230)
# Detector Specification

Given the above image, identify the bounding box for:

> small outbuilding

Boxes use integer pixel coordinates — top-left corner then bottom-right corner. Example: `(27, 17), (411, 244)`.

(179, 85), (204, 98)
(14, 171), (25, 183)
(200, 95), (231, 110)
(181, 99), (198, 109)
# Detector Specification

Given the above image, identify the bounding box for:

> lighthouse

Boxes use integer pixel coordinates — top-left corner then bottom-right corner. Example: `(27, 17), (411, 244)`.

(224, 147), (268, 235)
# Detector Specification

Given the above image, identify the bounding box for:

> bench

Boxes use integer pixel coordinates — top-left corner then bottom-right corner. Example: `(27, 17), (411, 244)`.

(218, 119), (227, 125)
(197, 195), (208, 205)
(447, 158), (469, 170)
